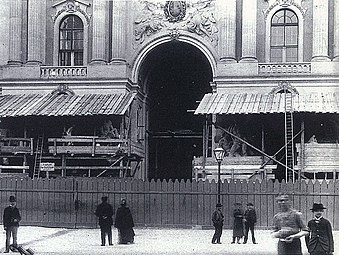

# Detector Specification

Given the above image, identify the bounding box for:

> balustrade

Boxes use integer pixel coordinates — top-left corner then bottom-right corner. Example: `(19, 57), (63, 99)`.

(40, 66), (87, 78)
(258, 63), (311, 74)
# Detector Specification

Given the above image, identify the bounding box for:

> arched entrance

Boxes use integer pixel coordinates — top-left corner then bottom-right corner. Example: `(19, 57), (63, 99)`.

(139, 41), (213, 180)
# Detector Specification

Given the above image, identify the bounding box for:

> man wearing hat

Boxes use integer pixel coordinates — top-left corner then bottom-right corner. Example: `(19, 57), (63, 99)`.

(211, 203), (224, 244)
(3, 195), (21, 253)
(305, 203), (334, 255)
(243, 202), (257, 244)
(272, 194), (309, 255)
(95, 196), (114, 246)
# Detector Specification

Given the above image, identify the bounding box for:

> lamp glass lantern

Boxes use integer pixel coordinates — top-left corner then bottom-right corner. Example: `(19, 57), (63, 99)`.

(214, 147), (225, 162)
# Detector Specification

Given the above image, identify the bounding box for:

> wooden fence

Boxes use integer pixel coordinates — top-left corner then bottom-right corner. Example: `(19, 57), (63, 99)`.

(0, 177), (338, 230)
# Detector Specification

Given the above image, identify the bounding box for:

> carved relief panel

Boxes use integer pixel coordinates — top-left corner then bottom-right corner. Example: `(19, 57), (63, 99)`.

(134, 0), (218, 47)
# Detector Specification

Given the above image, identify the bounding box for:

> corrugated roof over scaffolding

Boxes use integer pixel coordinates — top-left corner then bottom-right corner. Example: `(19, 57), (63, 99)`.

(194, 92), (339, 115)
(0, 92), (136, 117)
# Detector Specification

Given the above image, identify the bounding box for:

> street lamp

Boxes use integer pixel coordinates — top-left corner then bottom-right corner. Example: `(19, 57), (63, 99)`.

(214, 146), (225, 204)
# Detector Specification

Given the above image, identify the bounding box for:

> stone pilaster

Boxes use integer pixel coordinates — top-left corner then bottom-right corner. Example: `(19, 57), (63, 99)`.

(90, 0), (106, 64)
(27, 0), (45, 65)
(312, 0), (330, 61)
(8, 0), (22, 65)
(110, 0), (127, 63)
(240, 0), (257, 62)
(216, 0), (236, 62)
(334, 0), (339, 61)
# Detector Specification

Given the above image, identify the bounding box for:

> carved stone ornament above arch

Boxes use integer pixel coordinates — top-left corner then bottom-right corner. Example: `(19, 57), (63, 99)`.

(263, 0), (306, 18)
(133, 0), (218, 48)
(52, 0), (91, 25)
(270, 81), (299, 95)
(51, 84), (75, 96)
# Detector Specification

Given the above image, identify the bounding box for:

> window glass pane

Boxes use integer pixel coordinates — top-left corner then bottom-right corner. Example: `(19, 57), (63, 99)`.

(272, 10), (284, 24)
(271, 48), (283, 62)
(285, 26), (298, 45)
(286, 47), (298, 62)
(285, 10), (298, 23)
(59, 15), (84, 66)
(271, 27), (284, 46)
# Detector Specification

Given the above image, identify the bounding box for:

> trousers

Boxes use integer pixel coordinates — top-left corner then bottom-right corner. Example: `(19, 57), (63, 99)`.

(5, 226), (18, 251)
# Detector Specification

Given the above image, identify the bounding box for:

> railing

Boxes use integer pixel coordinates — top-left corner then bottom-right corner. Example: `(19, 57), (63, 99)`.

(0, 137), (34, 154)
(40, 66), (87, 79)
(258, 62), (311, 74)
(48, 136), (128, 156)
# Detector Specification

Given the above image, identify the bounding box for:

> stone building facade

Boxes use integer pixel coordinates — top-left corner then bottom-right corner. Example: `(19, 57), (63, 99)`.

(0, 0), (338, 180)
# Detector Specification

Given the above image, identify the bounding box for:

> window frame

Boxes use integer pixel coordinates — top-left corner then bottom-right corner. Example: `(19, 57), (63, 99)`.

(53, 13), (88, 66)
(265, 6), (304, 63)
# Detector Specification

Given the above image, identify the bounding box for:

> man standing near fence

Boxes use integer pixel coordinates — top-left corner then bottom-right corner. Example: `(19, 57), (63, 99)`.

(211, 203), (224, 244)
(3, 195), (21, 253)
(271, 194), (309, 255)
(243, 202), (257, 244)
(95, 196), (114, 246)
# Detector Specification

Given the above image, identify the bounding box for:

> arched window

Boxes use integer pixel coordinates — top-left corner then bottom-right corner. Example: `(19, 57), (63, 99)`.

(270, 9), (298, 62)
(59, 15), (84, 66)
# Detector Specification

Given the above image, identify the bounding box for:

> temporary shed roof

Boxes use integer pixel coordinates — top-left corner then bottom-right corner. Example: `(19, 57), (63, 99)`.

(0, 92), (136, 117)
(194, 92), (339, 115)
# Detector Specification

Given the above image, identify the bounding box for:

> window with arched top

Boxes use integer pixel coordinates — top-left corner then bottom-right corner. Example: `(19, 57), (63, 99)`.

(59, 15), (84, 66)
(270, 9), (298, 62)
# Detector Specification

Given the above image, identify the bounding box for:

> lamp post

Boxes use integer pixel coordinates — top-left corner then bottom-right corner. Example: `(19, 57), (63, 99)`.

(214, 146), (225, 204)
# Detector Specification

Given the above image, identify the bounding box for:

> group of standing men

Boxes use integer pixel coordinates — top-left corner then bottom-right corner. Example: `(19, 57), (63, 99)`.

(211, 194), (334, 255)
(95, 196), (135, 246)
(212, 202), (257, 245)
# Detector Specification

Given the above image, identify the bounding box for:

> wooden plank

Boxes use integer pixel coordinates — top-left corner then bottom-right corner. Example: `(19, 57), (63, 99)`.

(179, 180), (186, 226)
(167, 180), (174, 225)
(161, 180), (168, 225)
(191, 180), (198, 225)
(173, 180), (180, 225)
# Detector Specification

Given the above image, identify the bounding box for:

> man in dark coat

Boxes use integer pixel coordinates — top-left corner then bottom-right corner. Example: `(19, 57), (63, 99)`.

(211, 203), (224, 244)
(95, 196), (114, 246)
(114, 198), (135, 244)
(243, 202), (258, 244)
(3, 195), (21, 253)
(231, 202), (244, 244)
(305, 203), (334, 255)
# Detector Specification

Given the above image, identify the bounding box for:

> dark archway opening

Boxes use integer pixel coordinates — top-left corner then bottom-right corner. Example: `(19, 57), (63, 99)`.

(139, 41), (212, 180)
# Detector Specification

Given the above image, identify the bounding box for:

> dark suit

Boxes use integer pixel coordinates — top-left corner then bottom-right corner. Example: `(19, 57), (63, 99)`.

(95, 201), (114, 245)
(211, 209), (224, 243)
(243, 208), (257, 244)
(306, 217), (334, 255)
(3, 205), (21, 252)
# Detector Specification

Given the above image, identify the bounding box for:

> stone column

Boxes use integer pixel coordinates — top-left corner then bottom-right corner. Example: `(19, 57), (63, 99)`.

(110, 0), (127, 63)
(90, 0), (106, 64)
(216, 0), (236, 62)
(334, 0), (339, 61)
(240, 0), (257, 62)
(8, 0), (22, 65)
(312, 0), (330, 61)
(27, 0), (45, 65)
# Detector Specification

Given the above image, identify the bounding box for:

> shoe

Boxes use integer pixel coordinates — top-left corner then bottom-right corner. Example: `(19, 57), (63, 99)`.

(243, 242), (247, 244)
(217, 242), (222, 244)
(253, 242), (258, 244)
(237, 241), (241, 244)
(101, 244), (105, 246)
(231, 242), (235, 244)
(109, 244), (113, 246)
(4, 251), (9, 253)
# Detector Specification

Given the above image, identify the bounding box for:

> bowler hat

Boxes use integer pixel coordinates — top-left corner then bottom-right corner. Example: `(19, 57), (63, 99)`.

(216, 203), (222, 207)
(101, 196), (108, 202)
(9, 196), (16, 202)
(247, 203), (254, 206)
(311, 203), (326, 211)
(120, 198), (126, 205)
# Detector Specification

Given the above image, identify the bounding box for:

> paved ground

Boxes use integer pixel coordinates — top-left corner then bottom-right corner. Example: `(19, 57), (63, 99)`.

(0, 226), (338, 254)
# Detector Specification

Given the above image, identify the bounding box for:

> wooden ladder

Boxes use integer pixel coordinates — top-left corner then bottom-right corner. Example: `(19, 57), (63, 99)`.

(33, 136), (43, 179)
(284, 92), (295, 181)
